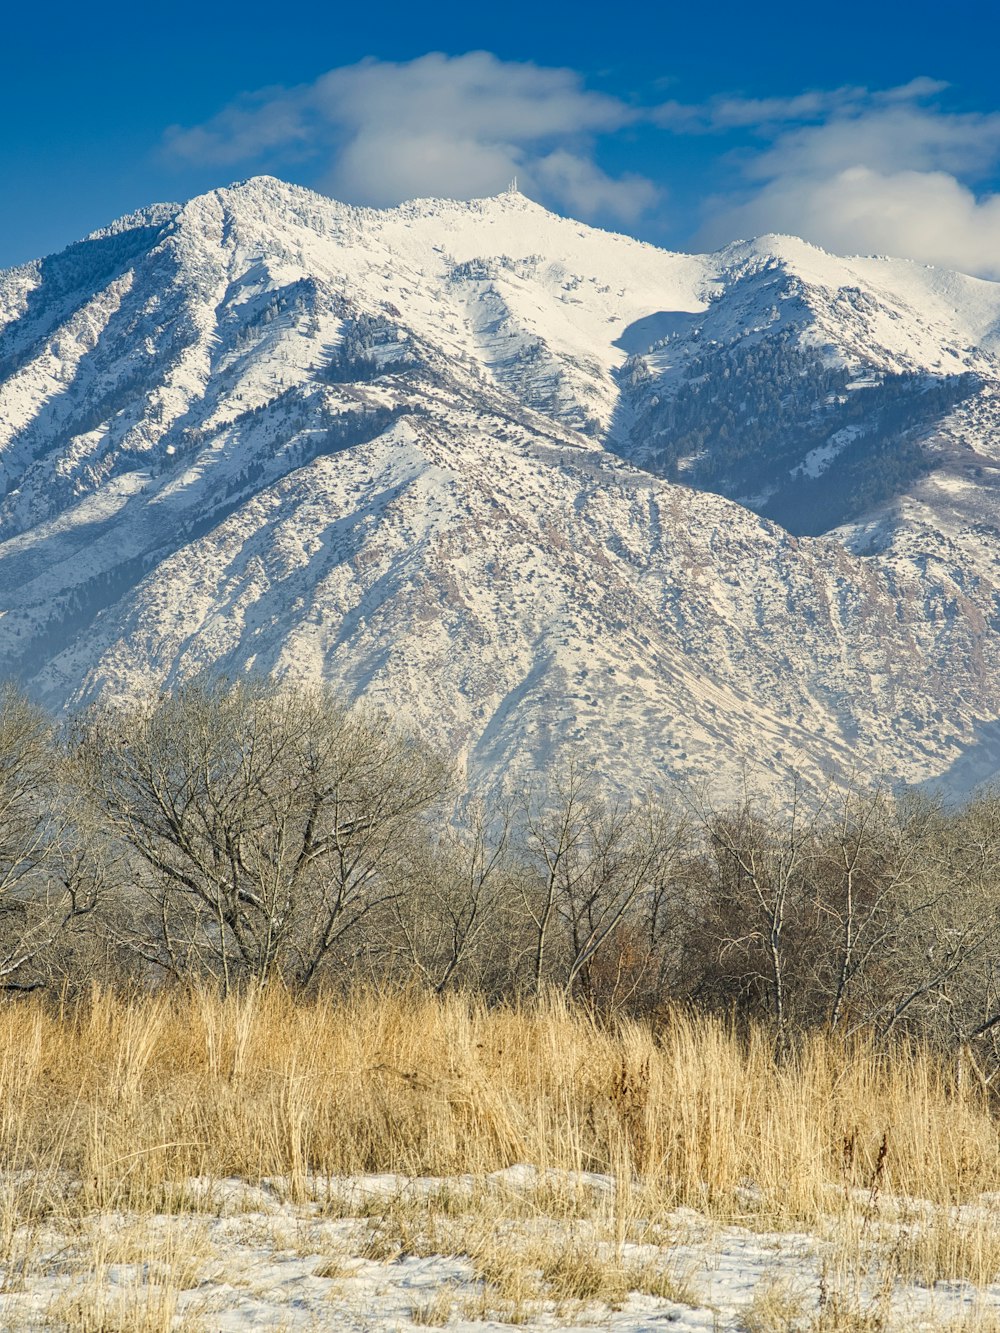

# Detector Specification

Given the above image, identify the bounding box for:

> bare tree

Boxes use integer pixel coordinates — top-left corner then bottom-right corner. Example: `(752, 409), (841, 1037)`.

(675, 777), (1000, 1057)
(387, 797), (520, 993)
(517, 766), (593, 993)
(0, 686), (102, 991)
(516, 769), (688, 1000)
(74, 678), (452, 991)
(698, 781), (815, 1045)
(865, 791), (1000, 1048)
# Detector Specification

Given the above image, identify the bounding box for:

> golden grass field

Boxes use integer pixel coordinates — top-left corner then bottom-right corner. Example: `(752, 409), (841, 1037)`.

(2, 988), (1000, 1329)
(2, 985), (995, 1210)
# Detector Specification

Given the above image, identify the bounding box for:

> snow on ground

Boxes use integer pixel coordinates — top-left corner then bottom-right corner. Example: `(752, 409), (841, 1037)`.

(791, 426), (862, 480)
(3, 1168), (999, 1330)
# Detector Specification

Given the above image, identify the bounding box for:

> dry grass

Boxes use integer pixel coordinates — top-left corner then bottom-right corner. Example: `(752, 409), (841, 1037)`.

(343, 1184), (700, 1322)
(740, 1266), (896, 1333)
(0, 987), (997, 1328)
(30, 1212), (216, 1332)
(891, 1210), (1000, 1287)
(936, 1315), (1000, 1332)
(411, 1281), (460, 1325)
(44, 1280), (206, 1333)
(741, 1277), (813, 1332)
(0, 985), (994, 1226)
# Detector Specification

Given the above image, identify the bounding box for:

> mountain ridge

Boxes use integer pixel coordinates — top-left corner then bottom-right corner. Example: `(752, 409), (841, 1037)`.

(1, 175), (1000, 798)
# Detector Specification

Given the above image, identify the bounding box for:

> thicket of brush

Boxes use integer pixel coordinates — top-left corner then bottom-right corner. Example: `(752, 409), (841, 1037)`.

(5, 676), (1000, 1327)
(2, 675), (1000, 1075)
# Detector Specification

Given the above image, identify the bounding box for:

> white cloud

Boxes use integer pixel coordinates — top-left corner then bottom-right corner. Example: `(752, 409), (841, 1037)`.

(164, 52), (656, 223)
(530, 150), (658, 222)
(653, 86), (867, 132)
(163, 87), (315, 165)
(714, 166), (1000, 276)
(653, 79), (952, 133)
(744, 103), (1000, 181)
(164, 60), (1000, 276)
(688, 83), (1000, 277)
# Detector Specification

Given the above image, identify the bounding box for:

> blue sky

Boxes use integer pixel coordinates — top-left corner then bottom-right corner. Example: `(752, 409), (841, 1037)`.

(4, 0), (1000, 274)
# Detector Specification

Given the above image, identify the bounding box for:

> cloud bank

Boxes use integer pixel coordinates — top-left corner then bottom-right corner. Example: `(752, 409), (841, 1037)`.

(687, 82), (1000, 277)
(164, 52), (658, 223)
(164, 58), (1000, 277)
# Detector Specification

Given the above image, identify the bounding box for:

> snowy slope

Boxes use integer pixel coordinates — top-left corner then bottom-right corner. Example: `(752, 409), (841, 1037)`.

(2, 176), (1000, 797)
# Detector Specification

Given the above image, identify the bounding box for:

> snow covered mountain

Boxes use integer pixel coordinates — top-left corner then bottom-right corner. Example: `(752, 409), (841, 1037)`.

(2, 175), (1000, 797)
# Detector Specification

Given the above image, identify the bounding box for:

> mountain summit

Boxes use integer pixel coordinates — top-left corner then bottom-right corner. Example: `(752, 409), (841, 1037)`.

(2, 176), (1000, 796)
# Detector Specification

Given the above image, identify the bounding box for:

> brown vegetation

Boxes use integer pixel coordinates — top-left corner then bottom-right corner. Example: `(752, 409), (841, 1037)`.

(0, 985), (996, 1217)
(0, 676), (989, 1071)
(0, 987), (996, 1327)
(1, 676), (1000, 1324)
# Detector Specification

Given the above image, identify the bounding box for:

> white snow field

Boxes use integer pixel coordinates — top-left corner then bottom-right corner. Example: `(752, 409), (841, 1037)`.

(4, 1168), (1000, 1331)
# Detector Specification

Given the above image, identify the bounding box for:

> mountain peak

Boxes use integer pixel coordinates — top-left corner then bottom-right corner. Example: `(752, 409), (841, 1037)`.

(4, 179), (1000, 799)
(158, 176), (561, 253)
